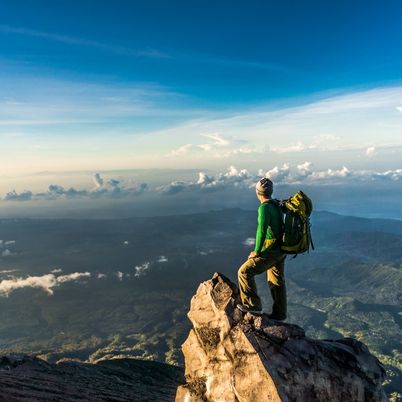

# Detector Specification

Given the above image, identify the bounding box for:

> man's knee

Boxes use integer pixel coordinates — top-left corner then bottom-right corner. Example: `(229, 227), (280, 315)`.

(268, 271), (285, 287)
(267, 262), (285, 286)
(238, 260), (253, 278)
(268, 279), (285, 288)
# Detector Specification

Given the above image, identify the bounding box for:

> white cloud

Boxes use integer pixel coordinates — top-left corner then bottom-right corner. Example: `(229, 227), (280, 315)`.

(116, 271), (124, 281)
(166, 133), (231, 157)
(158, 180), (188, 195)
(0, 271), (91, 296)
(372, 169), (402, 181)
(93, 173), (104, 188)
(97, 273), (107, 279)
(197, 143), (213, 151)
(157, 255), (168, 263)
(225, 166), (251, 179)
(197, 132), (232, 153)
(88, 174), (148, 198)
(3, 190), (33, 201)
(158, 165), (254, 195)
(270, 137), (344, 154)
(213, 146), (260, 159)
(264, 163), (291, 182)
(296, 161), (314, 177)
(46, 185), (88, 199)
(50, 268), (62, 274)
(196, 172), (214, 186)
(168, 144), (194, 156)
(261, 163), (354, 183)
(200, 133), (230, 146)
(309, 166), (351, 180)
(1, 249), (15, 257)
(57, 272), (90, 283)
(366, 146), (377, 158)
(134, 262), (150, 277)
(243, 238), (255, 246)
(271, 142), (315, 153)
(157, 165), (246, 194)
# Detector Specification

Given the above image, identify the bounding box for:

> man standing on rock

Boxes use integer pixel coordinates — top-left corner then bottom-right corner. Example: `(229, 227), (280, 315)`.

(237, 178), (287, 319)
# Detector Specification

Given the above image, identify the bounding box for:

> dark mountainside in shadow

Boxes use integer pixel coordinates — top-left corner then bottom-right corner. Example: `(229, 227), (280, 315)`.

(0, 355), (183, 401)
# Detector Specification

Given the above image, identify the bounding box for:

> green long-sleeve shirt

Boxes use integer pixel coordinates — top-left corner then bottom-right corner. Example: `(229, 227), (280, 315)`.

(254, 200), (284, 256)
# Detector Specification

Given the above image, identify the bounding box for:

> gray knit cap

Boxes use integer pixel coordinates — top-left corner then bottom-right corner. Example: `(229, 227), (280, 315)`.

(256, 177), (273, 197)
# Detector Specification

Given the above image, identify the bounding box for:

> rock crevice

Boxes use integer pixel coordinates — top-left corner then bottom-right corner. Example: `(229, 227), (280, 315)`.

(176, 272), (387, 402)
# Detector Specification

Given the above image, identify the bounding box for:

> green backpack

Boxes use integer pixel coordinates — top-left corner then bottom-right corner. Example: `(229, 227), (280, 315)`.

(280, 191), (314, 255)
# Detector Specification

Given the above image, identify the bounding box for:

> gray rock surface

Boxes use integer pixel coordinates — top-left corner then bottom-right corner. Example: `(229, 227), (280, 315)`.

(0, 355), (183, 401)
(176, 272), (387, 402)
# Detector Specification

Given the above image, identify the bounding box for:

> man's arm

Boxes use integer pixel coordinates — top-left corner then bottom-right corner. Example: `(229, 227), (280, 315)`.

(253, 204), (270, 256)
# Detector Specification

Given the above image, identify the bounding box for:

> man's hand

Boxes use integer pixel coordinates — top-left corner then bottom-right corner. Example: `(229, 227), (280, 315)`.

(248, 251), (258, 259)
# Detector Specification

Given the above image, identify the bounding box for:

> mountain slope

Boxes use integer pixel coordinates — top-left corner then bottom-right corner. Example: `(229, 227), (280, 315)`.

(0, 355), (184, 402)
(0, 210), (401, 398)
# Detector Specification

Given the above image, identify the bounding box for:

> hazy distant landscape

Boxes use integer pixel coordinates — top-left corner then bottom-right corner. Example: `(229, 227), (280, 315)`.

(0, 208), (400, 397)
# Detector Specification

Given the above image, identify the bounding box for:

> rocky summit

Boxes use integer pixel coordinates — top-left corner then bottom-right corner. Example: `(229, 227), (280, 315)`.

(176, 272), (387, 402)
(0, 355), (183, 401)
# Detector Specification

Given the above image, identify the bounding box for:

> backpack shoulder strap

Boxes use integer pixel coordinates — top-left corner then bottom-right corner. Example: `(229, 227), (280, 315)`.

(265, 198), (281, 206)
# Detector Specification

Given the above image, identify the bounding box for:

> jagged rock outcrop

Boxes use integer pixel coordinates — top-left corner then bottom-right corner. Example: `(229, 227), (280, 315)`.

(0, 355), (183, 401)
(176, 272), (387, 402)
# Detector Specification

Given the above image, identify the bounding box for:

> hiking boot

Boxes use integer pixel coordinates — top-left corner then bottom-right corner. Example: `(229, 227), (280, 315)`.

(236, 303), (262, 315)
(267, 313), (287, 321)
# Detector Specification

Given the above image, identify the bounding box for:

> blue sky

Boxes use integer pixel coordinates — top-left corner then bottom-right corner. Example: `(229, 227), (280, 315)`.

(1, 0), (402, 195)
(3, 0), (402, 102)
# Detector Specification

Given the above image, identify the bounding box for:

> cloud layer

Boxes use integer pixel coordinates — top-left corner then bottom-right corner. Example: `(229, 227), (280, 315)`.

(157, 163), (402, 195)
(3, 173), (147, 201)
(3, 163), (402, 202)
(157, 166), (253, 194)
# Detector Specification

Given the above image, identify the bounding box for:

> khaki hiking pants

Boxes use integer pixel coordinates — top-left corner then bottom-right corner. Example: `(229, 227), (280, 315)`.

(237, 252), (287, 318)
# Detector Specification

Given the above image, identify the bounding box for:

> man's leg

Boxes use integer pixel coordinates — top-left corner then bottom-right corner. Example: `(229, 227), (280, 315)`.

(267, 254), (287, 319)
(238, 257), (270, 310)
